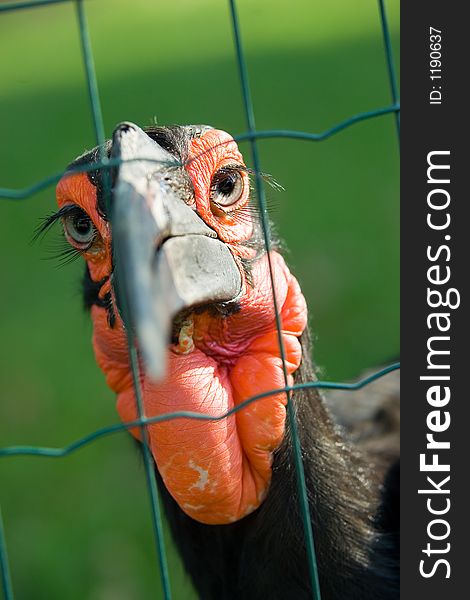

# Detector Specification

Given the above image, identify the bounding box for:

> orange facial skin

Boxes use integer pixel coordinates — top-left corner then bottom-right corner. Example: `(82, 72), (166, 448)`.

(56, 129), (308, 524)
(186, 129), (253, 250)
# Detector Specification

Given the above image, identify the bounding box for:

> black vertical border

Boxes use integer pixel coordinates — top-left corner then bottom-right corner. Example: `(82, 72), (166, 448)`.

(401, 2), (468, 597)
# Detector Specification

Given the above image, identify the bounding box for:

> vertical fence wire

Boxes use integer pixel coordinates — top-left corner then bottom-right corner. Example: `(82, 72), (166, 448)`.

(75, 0), (106, 151)
(378, 0), (400, 137)
(126, 344), (172, 600)
(227, 0), (322, 597)
(0, 1), (399, 598)
(74, 2), (172, 597)
(0, 508), (14, 600)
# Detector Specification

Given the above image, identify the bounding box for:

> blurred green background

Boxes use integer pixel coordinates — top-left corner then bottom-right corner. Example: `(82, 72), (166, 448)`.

(0, 0), (399, 598)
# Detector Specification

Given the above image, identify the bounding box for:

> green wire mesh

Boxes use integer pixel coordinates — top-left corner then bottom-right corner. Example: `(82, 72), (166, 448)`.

(0, 1), (400, 599)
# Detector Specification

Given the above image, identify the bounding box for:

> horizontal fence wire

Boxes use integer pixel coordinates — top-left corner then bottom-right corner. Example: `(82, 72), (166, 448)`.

(0, 0), (71, 12)
(0, 105), (400, 201)
(0, 363), (401, 459)
(0, 1), (400, 599)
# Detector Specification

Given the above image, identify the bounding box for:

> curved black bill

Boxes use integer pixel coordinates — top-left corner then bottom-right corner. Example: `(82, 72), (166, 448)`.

(110, 122), (242, 380)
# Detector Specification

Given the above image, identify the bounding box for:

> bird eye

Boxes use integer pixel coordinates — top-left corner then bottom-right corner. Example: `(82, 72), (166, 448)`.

(62, 208), (95, 249)
(211, 168), (245, 207)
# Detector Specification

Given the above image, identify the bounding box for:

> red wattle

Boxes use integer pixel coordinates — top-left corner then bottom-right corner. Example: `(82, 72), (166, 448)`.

(92, 251), (307, 524)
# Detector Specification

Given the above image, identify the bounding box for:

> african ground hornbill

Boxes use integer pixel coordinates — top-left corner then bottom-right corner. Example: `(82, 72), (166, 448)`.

(42, 122), (399, 599)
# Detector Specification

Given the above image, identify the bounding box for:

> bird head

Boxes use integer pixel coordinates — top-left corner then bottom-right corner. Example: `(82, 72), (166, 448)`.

(52, 122), (307, 524)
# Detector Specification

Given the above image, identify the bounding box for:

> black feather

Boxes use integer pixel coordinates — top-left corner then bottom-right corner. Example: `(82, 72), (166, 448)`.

(138, 329), (399, 600)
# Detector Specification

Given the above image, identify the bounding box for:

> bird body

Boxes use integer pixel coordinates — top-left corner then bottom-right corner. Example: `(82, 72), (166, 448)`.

(49, 122), (399, 599)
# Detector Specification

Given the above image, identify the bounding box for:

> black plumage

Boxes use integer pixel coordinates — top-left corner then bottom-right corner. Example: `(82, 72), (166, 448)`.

(147, 329), (399, 600)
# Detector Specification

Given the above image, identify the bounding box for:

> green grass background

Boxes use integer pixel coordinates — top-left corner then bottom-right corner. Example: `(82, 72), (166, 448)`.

(0, 0), (399, 598)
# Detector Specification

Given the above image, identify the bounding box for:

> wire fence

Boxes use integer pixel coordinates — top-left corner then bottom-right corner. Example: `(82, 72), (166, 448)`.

(0, 1), (400, 599)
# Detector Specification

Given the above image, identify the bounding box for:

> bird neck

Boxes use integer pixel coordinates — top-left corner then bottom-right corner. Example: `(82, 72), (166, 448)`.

(157, 335), (399, 600)
(264, 332), (399, 599)
(91, 251), (309, 525)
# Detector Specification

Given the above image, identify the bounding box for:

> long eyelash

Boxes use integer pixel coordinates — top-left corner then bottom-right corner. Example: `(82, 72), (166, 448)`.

(51, 243), (83, 268)
(242, 167), (283, 216)
(216, 164), (284, 193)
(242, 167), (285, 193)
(248, 188), (280, 215)
(212, 165), (281, 218)
(34, 205), (94, 268)
(37, 233), (83, 268)
(216, 198), (280, 231)
(33, 205), (78, 242)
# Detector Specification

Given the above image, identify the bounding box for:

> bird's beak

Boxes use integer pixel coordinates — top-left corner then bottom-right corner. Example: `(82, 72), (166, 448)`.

(111, 122), (242, 380)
